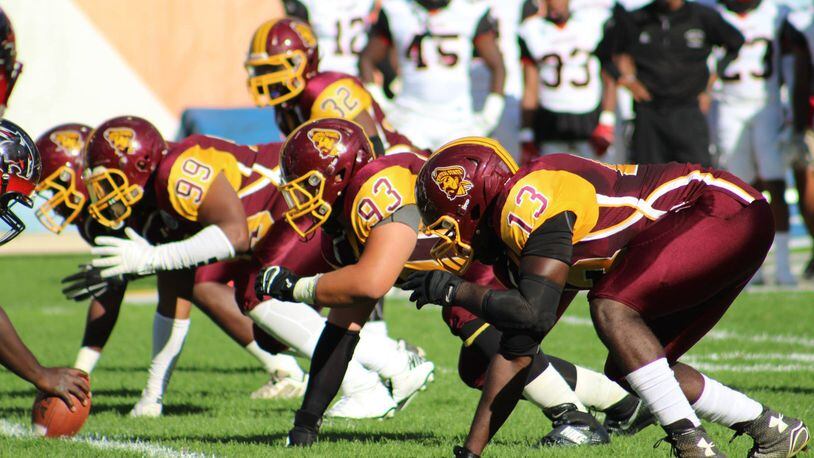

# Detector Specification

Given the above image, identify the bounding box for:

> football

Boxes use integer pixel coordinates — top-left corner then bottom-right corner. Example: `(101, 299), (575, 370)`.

(31, 387), (92, 438)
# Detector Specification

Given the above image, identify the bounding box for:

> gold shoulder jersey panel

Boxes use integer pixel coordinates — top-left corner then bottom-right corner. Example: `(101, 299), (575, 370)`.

(310, 78), (372, 120)
(350, 165), (416, 246)
(499, 170), (599, 258)
(167, 146), (243, 222)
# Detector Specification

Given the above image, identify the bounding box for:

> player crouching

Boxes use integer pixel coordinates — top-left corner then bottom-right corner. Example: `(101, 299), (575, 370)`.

(405, 140), (809, 457)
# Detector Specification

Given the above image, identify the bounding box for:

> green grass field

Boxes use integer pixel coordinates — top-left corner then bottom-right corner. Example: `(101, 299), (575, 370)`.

(1, 254), (813, 457)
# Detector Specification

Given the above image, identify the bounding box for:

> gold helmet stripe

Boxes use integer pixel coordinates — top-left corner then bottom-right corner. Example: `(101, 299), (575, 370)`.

(251, 19), (279, 55)
(433, 136), (519, 173)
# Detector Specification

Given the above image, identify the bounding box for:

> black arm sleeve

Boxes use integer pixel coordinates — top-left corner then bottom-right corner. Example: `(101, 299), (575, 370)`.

(370, 9), (392, 42)
(521, 211), (575, 265)
(481, 274), (563, 358)
(283, 0), (309, 22)
(596, 4), (630, 80)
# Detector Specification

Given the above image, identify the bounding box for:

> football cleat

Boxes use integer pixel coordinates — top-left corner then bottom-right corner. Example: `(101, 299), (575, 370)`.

(129, 397), (162, 418)
(326, 381), (397, 419)
(250, 374), (307, 400)
(388, 351), (434, 410)
(658, 421), (726, 458)
(604, 398), (657, 436)
(397, 338), (427, 359)
(539, 403), (610, 447)
(732, 406), (810, 458)
(453, 445), (481, 457)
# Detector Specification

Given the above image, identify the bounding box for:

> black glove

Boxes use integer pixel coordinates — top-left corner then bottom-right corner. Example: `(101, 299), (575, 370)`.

(453, 445), (480, 458)
(401, 270), (463, 309)
(61, 264), (127, 302)
(255, 265), (299, 302)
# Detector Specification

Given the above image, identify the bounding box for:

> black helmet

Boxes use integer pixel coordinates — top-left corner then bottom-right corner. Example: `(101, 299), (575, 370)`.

(0, 119), (41, 245)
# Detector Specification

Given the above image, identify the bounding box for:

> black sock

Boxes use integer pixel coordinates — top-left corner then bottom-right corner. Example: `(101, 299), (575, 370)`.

(296, 322), (360, 424)
(548, 355), (578, 390)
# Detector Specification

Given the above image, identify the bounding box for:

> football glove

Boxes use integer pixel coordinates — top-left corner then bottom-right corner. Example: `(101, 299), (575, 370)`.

(61, 264), (127, 302)
(401, 270), (462, 309)
(589, 111), (616, 157)
(472, 93), (505, 135)
(255, 265), (299, 302)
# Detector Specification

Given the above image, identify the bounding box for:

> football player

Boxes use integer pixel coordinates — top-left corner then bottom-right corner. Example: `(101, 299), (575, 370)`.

(83, 116), (423, 419)
(33, 122), (310, 415)
(358, 0), (506, 151)
(714, 0), (812, 286)
(0, 8), (21, 117)
(0, 119), (90, 411)
(406, 140), (810, 457)
(254, 118), (656, 447)
(283, 0), (376, 76)
(519, 0), (617, 164)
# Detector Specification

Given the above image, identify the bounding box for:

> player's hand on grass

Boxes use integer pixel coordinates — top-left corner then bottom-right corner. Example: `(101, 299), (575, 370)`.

(255, 265), (299, 302)
(401, 270), (462, 309)
(35, 368), (90, 411)
(61, 264), (126, 301)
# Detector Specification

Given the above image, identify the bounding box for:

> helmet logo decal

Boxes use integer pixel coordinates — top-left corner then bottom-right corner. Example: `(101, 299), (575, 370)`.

(49, 130), (83, 156)
(103, 127), (136, 156)
(432, 165), (473, 200)
(307, 128), (344, 159)
(291, 22), (317, 48)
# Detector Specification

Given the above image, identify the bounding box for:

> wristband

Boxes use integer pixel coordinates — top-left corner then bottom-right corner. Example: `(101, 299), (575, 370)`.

(293, 274), (322, 305)
(599, 111), (616, 127)
(519, 128), (534, 143)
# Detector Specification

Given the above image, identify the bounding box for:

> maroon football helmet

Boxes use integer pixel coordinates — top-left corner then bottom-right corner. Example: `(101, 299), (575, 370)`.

(0, 119), (41, 246)
(246, 18), (319, 107)
(416, 137), (518, 273)
(279, 117), (375, 238)
(83, 116), (167, 229)
(0, 8), (21, 115)
(34, 123), (92, 233)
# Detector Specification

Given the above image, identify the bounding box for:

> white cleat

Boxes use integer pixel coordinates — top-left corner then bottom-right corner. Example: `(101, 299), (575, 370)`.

(388, 352), (434, 410)
(129, 398), (163, 418)
(251, 374), (308, 400)
(326, 381), (397, 419)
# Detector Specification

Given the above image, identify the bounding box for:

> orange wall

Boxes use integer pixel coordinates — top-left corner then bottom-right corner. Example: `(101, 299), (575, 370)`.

(75, 0), (284, 116)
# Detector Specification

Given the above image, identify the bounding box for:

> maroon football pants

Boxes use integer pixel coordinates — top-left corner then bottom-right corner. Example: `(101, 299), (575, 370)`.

(588, 190), (773, 378)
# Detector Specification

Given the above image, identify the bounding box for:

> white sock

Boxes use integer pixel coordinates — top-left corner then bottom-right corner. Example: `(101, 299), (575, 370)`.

(775, 232), (793, 276)
(625, 358), (701, 427)
(247, 300), (379, 395)
(248, 299), (326, 358)
(363, 320), (388, 336)
(355, 328), (409, 378)
(244, 341), (304, 380)
(142, 313), (190, 403)
(73, 347), (101, 374)
(524, 364), (588, 412)
(574, 365), (630, 411)
(691, 374), (762, 427)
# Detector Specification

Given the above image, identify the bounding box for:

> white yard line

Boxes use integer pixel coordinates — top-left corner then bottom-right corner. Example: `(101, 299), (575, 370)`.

(0, 419), (208, 457)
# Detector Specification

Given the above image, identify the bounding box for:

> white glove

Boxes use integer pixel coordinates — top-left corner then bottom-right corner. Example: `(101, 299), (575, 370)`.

(472, 93), (505, 136)
(92, 225), (236, 278)
(92, 227), (158, 278)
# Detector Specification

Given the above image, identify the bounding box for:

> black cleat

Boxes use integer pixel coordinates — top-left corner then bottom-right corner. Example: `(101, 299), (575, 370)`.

(732, 406), (810, 457)
(452, 445), (480, 458)
(285, 410), (321, 447)
(604, 398), (657, 436)
(539, 403), (611, 447)
(658, 420), (726, 457)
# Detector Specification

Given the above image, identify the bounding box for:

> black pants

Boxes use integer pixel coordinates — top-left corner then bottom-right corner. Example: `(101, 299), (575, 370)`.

(631, 101), (711, 166)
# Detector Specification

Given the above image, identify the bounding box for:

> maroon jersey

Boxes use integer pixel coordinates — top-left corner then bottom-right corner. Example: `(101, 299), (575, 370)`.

(490, 154), (763, 290)
(276, 71), (415, 153)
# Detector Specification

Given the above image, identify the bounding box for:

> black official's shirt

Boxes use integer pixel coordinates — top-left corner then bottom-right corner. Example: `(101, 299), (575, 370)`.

(602, 2), (744, 103)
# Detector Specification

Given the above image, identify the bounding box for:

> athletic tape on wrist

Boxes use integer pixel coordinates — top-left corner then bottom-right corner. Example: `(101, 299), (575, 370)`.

(293, 274), (322, 305)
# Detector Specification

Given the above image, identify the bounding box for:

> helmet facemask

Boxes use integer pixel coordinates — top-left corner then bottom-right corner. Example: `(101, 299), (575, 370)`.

(85, 166), (143, 229)
(246, 49), (307, 107)
(280, 169), (332, 239)
(34, 165), (85, 234)
(425, 215), (474, 274)
(0, 174), (33, 245)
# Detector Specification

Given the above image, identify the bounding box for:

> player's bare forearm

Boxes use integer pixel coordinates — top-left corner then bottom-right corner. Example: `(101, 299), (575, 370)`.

(0, 306), (45, 387)
(600, 70), (617, 113)
(476, 34), (506, 95)
(359, 36), (390, 85)
(521, 63), (539, 128)
(465, 353), (533, 454)
(198, 173), (250, 253)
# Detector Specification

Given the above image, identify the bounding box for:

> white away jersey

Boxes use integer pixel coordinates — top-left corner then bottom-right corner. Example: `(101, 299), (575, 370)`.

(716, 1), (788, 104)
(375, 0), (494, 114)
(288, 0), (376, 76)
(519, 10), (609, 113)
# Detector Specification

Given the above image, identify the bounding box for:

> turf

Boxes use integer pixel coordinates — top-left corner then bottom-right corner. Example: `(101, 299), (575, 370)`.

(0, 254), (812, 457)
